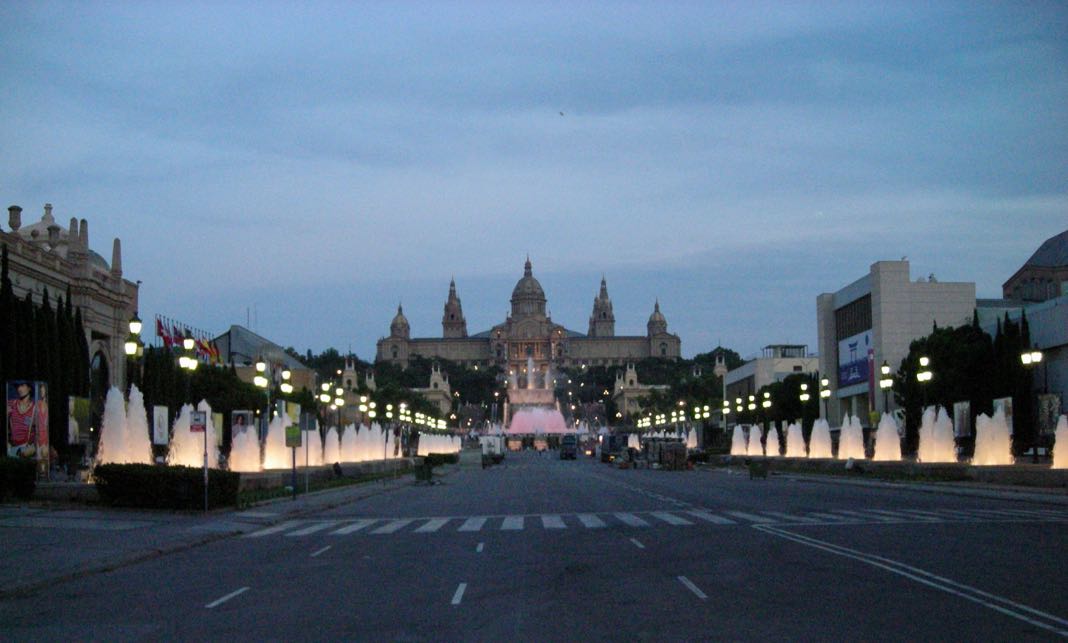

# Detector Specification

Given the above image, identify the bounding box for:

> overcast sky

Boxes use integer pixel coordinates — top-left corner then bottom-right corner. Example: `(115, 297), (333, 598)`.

(2, 1), (1065, 360)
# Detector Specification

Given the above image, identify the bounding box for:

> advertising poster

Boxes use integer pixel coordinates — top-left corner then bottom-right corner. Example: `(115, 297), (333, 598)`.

(837, 330), (873, 388)
(1037, 394), (1062, 437)
(213, 413), (224, 446)
(69, 396), (91, 444)
(232, 410), (254, 438)
(284, 401), (300, 423)
(6, 381), (48, 465)
(952, 401), (971, 438)
(152, 406), (169, 446)
(190, 410), (207, 433)
(993, 397), (1014, 436)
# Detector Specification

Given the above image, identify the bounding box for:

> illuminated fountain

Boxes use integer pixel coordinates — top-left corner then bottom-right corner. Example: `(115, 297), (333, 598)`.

(808, 419), (833, 459)
(628, 434), (641, 450)
(96, 386), (152, 465)
(872, 413), (901, 461)
(686, 428), (698, 449)
(730, 425), (747, 455)
(228, 421), (262, 472)
(766, 424), (781, 457)
(168, 401), (220, 468)
(417, 433), (461, 456)
(297, 419), (323, 467)
(747, 424), (763, 456)
(917, 406), (956, 463)
(1053, 415), (1068, 469)
(838, 415), (866, 460)
(262, 414), (290, 470)
(323, 426), (341, 464)
(785, 422), (806, 458)
(972, 407), (1013, 465)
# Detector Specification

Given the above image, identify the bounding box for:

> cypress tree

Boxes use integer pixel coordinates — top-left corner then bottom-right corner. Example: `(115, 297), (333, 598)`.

(73, 307), (90, 396)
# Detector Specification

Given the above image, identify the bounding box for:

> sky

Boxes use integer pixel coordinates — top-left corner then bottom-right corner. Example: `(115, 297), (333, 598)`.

(2, 1), (1066, 360)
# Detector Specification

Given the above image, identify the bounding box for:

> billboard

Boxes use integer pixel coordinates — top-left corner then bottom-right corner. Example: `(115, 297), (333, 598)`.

(952, 401), (971, 438)
(152, 406), (170, 446)
(837, 330), (873, 388)
(6, 381), (49, 467)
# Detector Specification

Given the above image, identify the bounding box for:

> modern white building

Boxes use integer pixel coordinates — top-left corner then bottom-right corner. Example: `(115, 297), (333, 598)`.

(724, 345), (818, 403)
(817, 261), (975, 426)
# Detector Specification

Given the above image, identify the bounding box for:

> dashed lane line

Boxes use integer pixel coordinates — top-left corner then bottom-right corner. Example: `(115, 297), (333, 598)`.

(205, 587), (249, 609)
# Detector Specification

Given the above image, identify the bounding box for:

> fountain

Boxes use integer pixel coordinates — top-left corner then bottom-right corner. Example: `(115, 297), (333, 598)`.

(872, 412), (901, 461)
(730, 425), (747, 455)
(262, 414), (290, 469)
(1052, 415), (1068, 470)
(323, 426), (342, 464)
(96, 386), (152, 465)
(766, 424), (781, 457)
(838, 415), (866, 460)
(627, 433), (640, 450)
(686, 428), (698, 449)
(917, 406), (956, 463)
(297, 419), (323, 467)
(417, 432), (461, 456)
(785, 422), (806, 458)
(747, 424), (763, 456)
(808, 419), (833, 459)
(972, 407), (1013, 466)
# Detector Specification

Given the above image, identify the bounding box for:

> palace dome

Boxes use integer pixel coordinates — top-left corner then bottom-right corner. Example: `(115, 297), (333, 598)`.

(510, 257), (547, 318)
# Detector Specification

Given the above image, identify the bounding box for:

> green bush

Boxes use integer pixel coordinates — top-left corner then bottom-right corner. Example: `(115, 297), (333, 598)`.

(94, 463), (240, 510)
(0, 457), (36, 501)
(423, 452), (459, 468)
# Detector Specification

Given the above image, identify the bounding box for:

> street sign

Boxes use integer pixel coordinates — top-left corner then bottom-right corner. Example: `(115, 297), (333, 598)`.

(190, 411), (207, 433)
(285, 423), (302, 448)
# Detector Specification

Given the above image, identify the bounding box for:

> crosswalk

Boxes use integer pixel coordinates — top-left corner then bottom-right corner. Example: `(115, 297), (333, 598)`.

(245, 506), (1068, 538)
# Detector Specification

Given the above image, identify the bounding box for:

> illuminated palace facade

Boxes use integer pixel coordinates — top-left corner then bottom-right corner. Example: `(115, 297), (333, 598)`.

(375, 259), (681, 379)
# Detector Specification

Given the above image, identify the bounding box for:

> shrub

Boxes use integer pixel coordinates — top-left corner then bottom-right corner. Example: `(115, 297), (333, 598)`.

(0, 457), (36, 501)
(423, 453), (459, 468)
(94, 463), (240, 510)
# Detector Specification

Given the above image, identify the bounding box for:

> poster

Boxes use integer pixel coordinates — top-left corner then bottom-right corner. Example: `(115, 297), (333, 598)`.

(152, 406), (169, 446)
(1037, 394), (1062, 437)
(6, 381), (49, 466)
(213, 413), (224, 446)
(993, 397), (1013, 436)
(69, 396), (91, 444)
(232, 410), (254, 438)
(837, 330), (873, 388)
(952, 401), (971, 438)
(190, 410), (207, 433)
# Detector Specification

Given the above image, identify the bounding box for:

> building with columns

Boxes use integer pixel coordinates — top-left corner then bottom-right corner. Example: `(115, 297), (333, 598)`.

(376, 258), (682, 380)
(2, 203), (139, 393)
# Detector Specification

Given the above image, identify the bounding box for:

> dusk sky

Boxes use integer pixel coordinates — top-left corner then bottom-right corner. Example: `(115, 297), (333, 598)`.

(2, 2), (1065, 361)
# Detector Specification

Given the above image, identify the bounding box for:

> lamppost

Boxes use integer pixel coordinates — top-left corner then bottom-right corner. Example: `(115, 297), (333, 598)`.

(254, 356), (272, 439)
(124, 313), (144, 391)
(177, 336), (202, 508)
(879, 361), (894, 417)
(1021, 345), (1044, 462)
(819, 377), (831, 420)
(916, 356), (933, 411)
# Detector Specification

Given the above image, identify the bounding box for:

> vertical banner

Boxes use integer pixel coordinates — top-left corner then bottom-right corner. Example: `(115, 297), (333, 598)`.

(285, 402), (300, 424)
(213, 413), (224, 446)
(993, 397), (1014, 435)
(6, 381), (49, 471)
(231, 411), (253, 438)
(152, 406), (170, 446)
(69, 396), (91, 444)
(952, 401), (971, 438)
(1037, 394), (1062, 437)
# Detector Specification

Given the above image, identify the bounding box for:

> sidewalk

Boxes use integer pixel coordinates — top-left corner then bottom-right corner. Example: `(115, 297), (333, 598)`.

(0, 470), (419, 599)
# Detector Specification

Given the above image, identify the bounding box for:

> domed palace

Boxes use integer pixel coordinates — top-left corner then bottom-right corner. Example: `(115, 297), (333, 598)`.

(375, 258), (681, 379)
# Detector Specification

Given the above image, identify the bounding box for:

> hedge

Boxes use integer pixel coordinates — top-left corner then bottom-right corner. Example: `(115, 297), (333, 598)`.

(0, 457), (36, 501)
(94, 463), (240, 510)
(423, 452), (459, 468)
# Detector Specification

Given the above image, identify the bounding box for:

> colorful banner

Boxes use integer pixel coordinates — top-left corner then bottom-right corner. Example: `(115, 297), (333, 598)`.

(6, 381), (49, 466)
(837, 330), (873, 388)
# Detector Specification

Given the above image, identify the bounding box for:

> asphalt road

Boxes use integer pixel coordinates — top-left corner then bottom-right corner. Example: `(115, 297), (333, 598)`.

(2, 450), (1067, 641)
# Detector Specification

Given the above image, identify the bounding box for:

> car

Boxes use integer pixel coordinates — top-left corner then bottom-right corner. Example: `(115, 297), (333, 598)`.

(560, 434), (578, 460)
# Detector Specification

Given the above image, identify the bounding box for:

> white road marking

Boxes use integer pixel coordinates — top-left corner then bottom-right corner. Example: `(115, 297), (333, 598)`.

(577, 514), (606, 528)
(542, 515), (567, 529)
(806, 512), (855, 523)
(205, 586), (249, 609)
(866, 510), (942, 522)
(415, 518), (451, 533)
(614, 513), (650, 527)
(371, 519), (415, 534)
(476, 542), (484, 553)
(755, 525), (1068, 638)
(761, 511), (820, 524)
(310, 546), (332, 558)
(685, 510), (736, 525)
(629, 538), (645, 549)
(246, 520), (303, 538)
(724, 511), (777, 524)
(651, 511), (693, 526)
(458, 517), (487, 532)
(831, 510), (900, 523)
(287, 521), (340, 537)
(331, 519), (377, 535)
(678, 576), (707, 600)
(501, 516), (525, 530)
(451, 583), (467, 605)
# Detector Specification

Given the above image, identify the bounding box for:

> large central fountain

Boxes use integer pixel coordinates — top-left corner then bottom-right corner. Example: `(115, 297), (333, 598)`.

(505, 356), (570, 436)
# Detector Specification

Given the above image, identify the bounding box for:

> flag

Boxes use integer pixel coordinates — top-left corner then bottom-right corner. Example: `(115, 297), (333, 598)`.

(156, 317), (172, 347)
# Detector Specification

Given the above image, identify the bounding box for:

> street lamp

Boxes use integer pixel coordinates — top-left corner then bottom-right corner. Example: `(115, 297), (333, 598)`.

(916, 356), (933, 410)
(819, 377), (831, 420)
(879, 361), (893, 416)
(798, 383), (810, 403)
(1021, 345), (1045, 463)
(124, 313), (144, 390)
